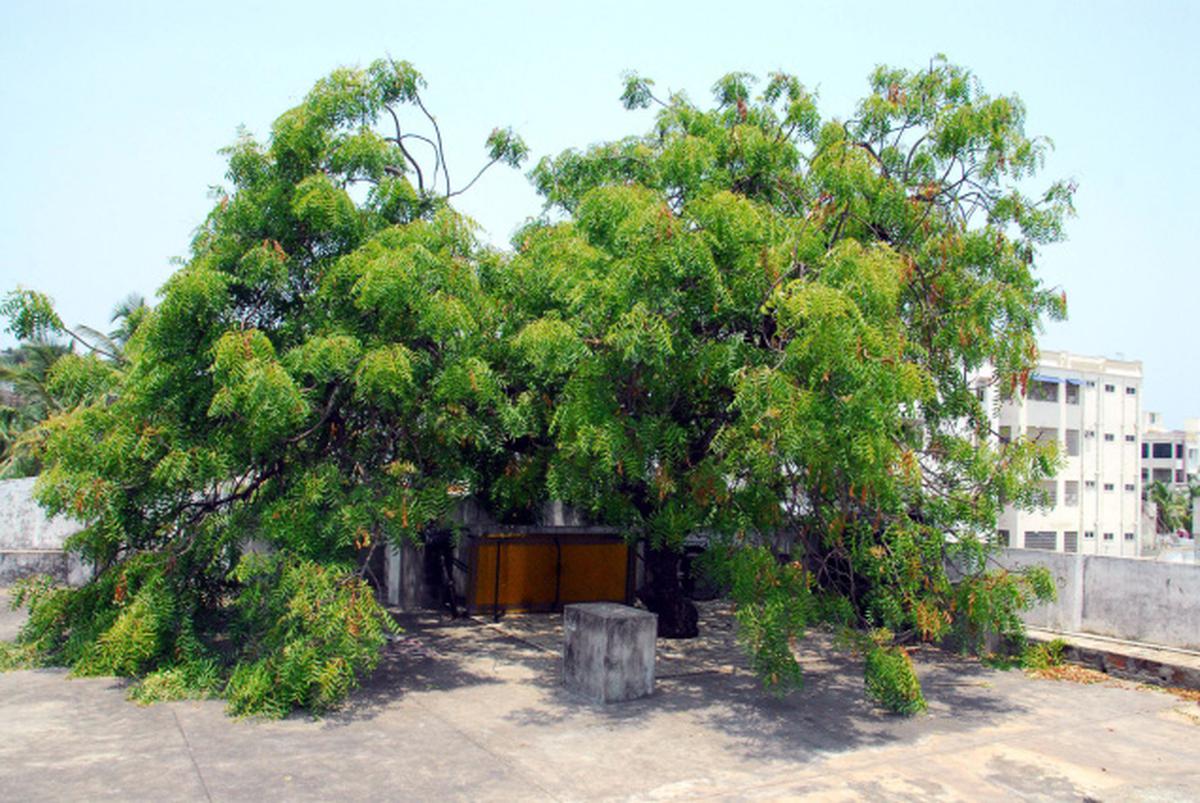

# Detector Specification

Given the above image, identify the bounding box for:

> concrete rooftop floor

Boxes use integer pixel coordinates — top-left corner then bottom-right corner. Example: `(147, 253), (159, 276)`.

(1, 595), (1198, 802)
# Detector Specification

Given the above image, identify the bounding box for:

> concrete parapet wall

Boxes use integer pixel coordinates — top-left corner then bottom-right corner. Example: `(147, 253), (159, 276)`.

(998, 548), (1200, 651)
(0, 477), (88, 585)
(0, 477), (80, 550)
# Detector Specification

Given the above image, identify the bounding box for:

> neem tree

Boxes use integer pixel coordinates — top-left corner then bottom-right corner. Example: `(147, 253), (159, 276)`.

(506, 59), (1065, 704)
(4, 56), (1062, 716)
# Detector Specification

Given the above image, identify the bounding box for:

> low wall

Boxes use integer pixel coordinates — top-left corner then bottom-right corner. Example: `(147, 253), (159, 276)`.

(0, 477), (89, 585)
(998, 548), (1200, 651)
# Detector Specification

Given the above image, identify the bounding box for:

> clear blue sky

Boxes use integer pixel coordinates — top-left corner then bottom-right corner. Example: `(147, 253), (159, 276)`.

(2, 0), (1197, 426)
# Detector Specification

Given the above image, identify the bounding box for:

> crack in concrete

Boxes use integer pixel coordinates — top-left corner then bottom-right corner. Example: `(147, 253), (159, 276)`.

(171, 708), (213, 802)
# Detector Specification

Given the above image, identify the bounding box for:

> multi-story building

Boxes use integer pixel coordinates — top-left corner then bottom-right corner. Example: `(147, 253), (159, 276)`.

(1141, 412), (1199, 492)
(976, 350), (1143, 557)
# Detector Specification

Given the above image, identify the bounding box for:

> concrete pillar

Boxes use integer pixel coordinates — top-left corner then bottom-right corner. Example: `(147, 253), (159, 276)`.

(385, 543), (402, 607)
(563, 603), (656, 703)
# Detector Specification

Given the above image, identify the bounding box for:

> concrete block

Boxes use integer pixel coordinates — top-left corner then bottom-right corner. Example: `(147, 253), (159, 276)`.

(563, 602), (656, 703)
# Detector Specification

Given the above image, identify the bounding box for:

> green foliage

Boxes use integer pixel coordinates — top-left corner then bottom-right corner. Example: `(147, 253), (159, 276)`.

(864, 643), (926, 715)
(9, 557), (175, 674)
(717, 546), (812, 693)
(9, 555), (395, 718)
(128, 659), (222, 705)
(1, 289), (65, 342)
(0, 639), (38, 671)
(4, 55), (1071, 714)
(0, 342), (71, 477)
(224, 555), (396, 718)
(1147, 480), (1193, 534)
(1021, 637), (1067, 671)
(948, 563), (1056, 655)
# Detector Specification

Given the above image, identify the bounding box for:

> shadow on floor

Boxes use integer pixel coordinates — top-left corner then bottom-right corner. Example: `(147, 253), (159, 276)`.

(327, 600), (1027, 761)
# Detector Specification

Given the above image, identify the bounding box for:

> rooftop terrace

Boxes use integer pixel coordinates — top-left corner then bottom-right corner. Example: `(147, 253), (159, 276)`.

(1, 596), (1198, 801)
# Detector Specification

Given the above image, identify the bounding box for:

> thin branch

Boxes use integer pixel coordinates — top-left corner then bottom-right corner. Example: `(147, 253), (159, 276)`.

(287, 384), (344, 444)
(398, 132), (441, 176)
(855, 141), (890, 180)
(383, 104), (425, 193)
(412, 94), (450, 196)
(446, 158), (500, 199)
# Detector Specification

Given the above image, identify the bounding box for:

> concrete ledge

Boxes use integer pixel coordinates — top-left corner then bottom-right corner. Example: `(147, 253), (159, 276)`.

(1028, 626), (1200, 690)
(0, 549), (92, 586)
(563, 602), (656, 703)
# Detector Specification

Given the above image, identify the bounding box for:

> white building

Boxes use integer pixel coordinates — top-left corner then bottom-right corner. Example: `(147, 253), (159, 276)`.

(1141, 412), (1199, 492)
(977, 351), (1143, 557)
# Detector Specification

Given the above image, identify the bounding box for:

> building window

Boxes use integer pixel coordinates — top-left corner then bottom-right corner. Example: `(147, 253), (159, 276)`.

(974, 386), (986, 402)
(1176, 444), (1184, 459)
(1124, 483), (1135, 492)
(1154, 468), (1172, 483)
(1040, 481), (1057, 506)
(1125, 386), (1137, 395)
(1085, 480), (1096, 489)
(1065, 383), (1080, 405)
(1028, 379), (1059, 403)
(1190, 448), (1199, 462)
(1024, 531), (1056, 550)
(1124, 532), (1135, 541)
(1028, 426), (1058, 443)
(1142, 443), (1149, 458)
(1177, 470), (1186, 483)
(1142, 468), (1150, 482)
(1103, 483), (1114, 491)
(1104, 433), (1115, 442)
(1104, 383), (1115, 393)
(1152, 443), (1173, 459)
(1064, 481), (1079, 506)
(1124, 435), (1135, 443)
(1103, 532), (1114, 541)
(998, 425), (1011, 445)
(1085, 429), (1095, 439)
(1084, 531), (1095, 539)
(1064, 531), (1079, 552)
(997, 529), (1010, 547)
(1065, 429), (1080, 456)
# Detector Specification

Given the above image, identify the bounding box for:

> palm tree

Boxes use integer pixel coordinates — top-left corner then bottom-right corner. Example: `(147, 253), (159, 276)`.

(1146, 480), (1189, 534)
(109, 292), (148, 347)
(0, 341), (70, 477)
(0, 291), (149, 477)
(75, 292), (148, 361)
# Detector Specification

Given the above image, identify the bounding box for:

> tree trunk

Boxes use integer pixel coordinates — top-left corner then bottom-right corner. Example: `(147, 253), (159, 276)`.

(638, 543), (699, 639)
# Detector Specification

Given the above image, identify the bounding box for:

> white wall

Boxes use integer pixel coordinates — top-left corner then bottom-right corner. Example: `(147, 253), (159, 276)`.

(997, 548), (1200, 651)
(0, 477), (89, 585)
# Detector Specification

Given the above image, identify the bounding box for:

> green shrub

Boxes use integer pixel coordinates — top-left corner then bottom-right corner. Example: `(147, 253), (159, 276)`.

(864, 645), (926, 715)
(1021, 638), (1067, 671)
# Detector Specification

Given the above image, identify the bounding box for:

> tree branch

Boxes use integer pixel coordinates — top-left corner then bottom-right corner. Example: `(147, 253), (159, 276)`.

(383, 104), (425, 193)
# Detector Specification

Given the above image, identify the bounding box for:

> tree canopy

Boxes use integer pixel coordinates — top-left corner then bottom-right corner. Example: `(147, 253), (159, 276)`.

(3, 56), (1065, 715)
